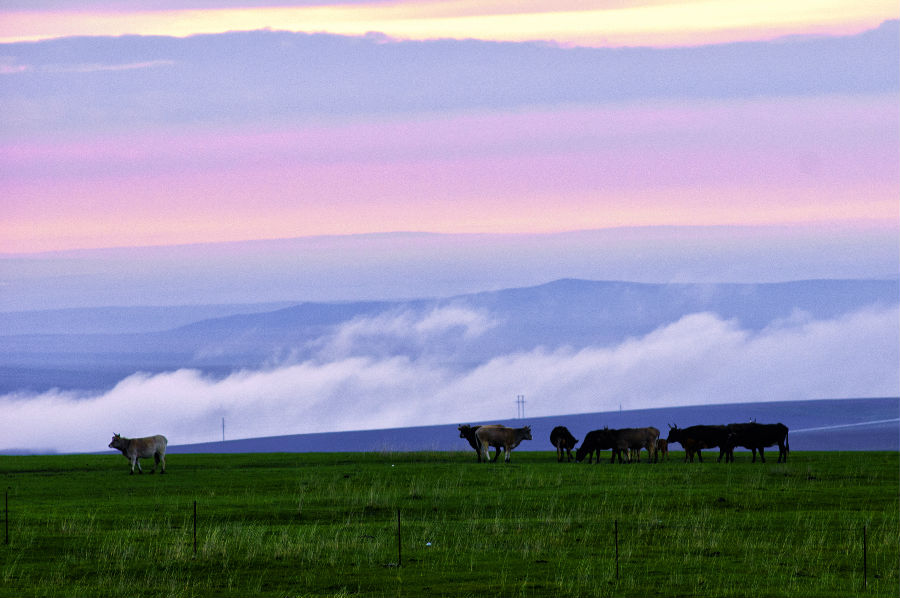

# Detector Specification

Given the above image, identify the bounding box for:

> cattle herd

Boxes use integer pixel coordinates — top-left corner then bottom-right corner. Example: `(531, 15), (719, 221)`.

(458, 422), (790, 464)
(106, 421), (789, 474)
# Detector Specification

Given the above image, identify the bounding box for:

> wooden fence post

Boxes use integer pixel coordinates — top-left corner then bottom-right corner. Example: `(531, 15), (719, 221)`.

(397, 509), (402, 568)
(863, 524), (867, 590)
(614, 519), (619, 580)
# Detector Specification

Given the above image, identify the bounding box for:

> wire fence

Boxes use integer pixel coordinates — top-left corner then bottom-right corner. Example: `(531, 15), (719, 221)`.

(2, 488), (893, 595)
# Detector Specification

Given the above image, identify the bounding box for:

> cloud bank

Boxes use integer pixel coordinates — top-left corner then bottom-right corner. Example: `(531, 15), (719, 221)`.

(3, 303), (896, 453)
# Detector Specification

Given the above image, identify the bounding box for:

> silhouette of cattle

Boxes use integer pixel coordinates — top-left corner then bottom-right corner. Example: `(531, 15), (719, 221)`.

(458, 424), (506, 462)
(666, 424), (729, 463)
(575, 427), (659, 463)
(549, 426), (578, 462)
(108, 433), (167, 474)
(726, 422), (790, 462)
(476, 426), (532, 463)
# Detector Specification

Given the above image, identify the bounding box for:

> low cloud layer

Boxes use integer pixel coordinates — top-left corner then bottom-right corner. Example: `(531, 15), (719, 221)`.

(2, 304), (897, 453)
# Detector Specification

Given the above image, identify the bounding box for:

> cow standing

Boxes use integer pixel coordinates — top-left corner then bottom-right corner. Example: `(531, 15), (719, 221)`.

(458, 424), (506, 462)
(666, 424), (729, 463)
(108, 433), (167, 474)
(549, 426), (578, 462)
(613, 427), (660, 463)
(476, 426), (532, 463)
(725, 422), (790, 463)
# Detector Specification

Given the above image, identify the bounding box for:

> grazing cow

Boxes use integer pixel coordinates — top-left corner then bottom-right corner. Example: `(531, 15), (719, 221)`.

(656, 438), (669, 461)
(108, 433), (167, 474)
(666, 424), (729, 463)
(725, 422), (790, 463)
(575, 428), (619, 463)
(610, 427), (660, 463)
(549, 426), (578, 462)
(458, 424), (506, 462)
(476, 426), (532, 463)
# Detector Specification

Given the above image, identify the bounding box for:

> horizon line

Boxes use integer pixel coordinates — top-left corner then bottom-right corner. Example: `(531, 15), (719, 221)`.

(4, 220), (898, 258)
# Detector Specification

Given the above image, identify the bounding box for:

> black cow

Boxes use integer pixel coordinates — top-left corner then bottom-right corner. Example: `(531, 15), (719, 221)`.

(726, 422), (790, 463)
(550, 426), (579, 462)
(666, 424), (730, 463)
(575, 428), (619, 463)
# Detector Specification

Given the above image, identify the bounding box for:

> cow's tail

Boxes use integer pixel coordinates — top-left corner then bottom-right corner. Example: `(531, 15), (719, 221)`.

(476, 435), (489, 462)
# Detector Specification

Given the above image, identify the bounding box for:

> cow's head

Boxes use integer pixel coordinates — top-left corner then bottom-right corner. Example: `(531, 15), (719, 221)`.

(109, 433), (123, 449)
(666, 424), (682, 444)
(574, 445), (588, 463)
(458, 424), (477, 440)
(521, 426), (532, 440)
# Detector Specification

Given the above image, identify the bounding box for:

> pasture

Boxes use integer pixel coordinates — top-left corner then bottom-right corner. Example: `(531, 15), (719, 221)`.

(0, 450), (897, 597)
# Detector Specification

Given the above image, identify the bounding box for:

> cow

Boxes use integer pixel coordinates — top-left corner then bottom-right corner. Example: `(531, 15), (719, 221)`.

(725, 422), (790, 463)
(611, 427), (660, 463)
(666, 424), (729, 463)
(656, 438), (669, 461)
(549, 426), (578, 462)
(476, 425), (532, 463)
(108, 433), (167, 474)
(458, 424), (506, 462)
(574, 428), (617, 463)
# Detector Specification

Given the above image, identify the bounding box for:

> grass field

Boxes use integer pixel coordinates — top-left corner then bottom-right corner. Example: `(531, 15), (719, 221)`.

(0, 450), (897, 597)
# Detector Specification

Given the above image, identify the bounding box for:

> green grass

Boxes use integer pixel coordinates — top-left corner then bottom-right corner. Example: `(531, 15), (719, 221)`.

(1, 451), (897, 597)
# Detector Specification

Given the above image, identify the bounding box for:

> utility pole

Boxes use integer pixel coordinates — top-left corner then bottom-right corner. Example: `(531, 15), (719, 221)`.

(222, 417), (225, 442)
(516, 395), (526, 419)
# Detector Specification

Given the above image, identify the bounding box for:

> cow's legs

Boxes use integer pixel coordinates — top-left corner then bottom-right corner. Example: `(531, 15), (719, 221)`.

(758, 447), (766, 463)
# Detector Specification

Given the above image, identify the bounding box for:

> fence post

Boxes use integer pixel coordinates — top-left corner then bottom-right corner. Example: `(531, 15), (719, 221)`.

(193, 500), (197, 557)
(4, 489), (8, 546)
(863, 524), (867, 590)
(397, 509), (402, 568)
(614, 519), (619, 580)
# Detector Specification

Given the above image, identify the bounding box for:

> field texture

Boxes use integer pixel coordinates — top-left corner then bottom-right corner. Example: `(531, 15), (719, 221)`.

(0, 451), (897, 597)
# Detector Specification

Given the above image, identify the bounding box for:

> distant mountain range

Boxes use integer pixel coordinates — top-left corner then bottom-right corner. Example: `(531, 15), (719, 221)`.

(1, 278), (897, 394)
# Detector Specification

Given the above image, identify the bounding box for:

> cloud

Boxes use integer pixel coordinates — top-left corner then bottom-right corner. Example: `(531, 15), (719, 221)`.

(2, 304), (896, 453)
(313, 305), (500, 361)
(1, 23), (896, 134)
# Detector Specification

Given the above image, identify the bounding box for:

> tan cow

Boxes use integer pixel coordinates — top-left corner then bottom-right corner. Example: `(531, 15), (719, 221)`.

(476, 425), (532, 463)
(109, 433), (167, 474)
(458, 424), (507, 462)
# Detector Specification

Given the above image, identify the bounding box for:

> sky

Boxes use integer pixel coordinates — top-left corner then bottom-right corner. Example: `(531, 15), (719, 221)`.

(0, 0), (898, 253)
(1, 1), (898, 452)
